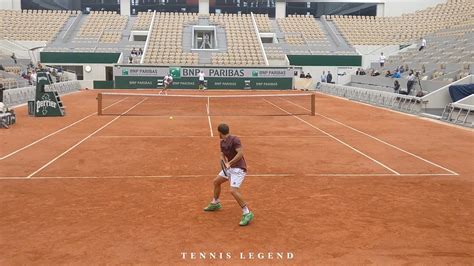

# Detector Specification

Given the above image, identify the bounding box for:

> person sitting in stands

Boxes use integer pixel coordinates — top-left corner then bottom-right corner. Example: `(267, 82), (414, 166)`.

(359, 69), (366, 75)
(385, 70), (392, 77)
(372, 70), (380, 76)
(419, 37), (426, 51)
(393, 80), (400, 93)
(138, 48), (143, 56)
(399, 65), (405, 73)
(299, 72), (306, 78)
(305, 73), (312, 79)
(11, 53), (17, 64)
(392, 69), (401, 78)
(131, 48), (137, 57)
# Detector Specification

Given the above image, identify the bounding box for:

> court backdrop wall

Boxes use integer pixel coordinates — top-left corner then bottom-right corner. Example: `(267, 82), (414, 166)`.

(113, 65), (298, 90)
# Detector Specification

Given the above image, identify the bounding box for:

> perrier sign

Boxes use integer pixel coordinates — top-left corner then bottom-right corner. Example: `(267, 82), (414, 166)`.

(33, 71), (65, 117)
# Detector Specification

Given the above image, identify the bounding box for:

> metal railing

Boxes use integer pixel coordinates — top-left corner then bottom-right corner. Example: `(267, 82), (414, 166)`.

(317, 82), (427, 114)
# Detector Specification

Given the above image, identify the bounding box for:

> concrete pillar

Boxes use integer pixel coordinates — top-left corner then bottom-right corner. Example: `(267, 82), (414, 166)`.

(376, 3), (384, 17)
(275, 0), (286, 19)
(120, 0), (131, 16)
(0, 0), (21, 10)
(199, 0), (209, 15)
(12, 0), (21, 10)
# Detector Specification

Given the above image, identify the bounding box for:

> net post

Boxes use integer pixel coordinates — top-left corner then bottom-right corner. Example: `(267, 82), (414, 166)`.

(311, 93), (316, 116)
(97, 93), (103, 116)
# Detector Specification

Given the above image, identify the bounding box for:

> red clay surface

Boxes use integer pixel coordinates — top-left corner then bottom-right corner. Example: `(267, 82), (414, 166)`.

(0, 89), (473, 265)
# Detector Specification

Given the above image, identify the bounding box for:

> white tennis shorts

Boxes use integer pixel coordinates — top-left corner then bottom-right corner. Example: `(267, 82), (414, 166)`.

(219, 168), (246, 188)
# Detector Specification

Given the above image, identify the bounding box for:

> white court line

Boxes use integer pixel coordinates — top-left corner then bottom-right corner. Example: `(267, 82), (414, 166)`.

(0, 172), (457, 181)
(316, 91), (474, 132)
(94, 135), (330, 138)
(264, 99), (401, 176)
(26, 98), (147, 179)
(283, 98), (460, 176)
(304, 173), (457, 177)
(0, 97), (129, 161)
(206, 96), (214, 137)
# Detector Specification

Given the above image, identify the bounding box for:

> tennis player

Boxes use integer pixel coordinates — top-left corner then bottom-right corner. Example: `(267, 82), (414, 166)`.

(198, 70), (206, 90)
(159, 74), (173, 95)
(204, 123), (254, 226)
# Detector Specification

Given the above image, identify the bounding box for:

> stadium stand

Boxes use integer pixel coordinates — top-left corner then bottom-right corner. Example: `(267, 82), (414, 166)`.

(264, 46), (286, 61)
(132, 11), (154, 31)
(254, 14), (272, 33)
(210, 13), (266, 66)
(0, 9), (73, 42)
(327, 0), (473, 45)
(377, 18), (473, 82)
(78, 11), (128, 43)
(143, 12), (199, 65)
(277, 15), (327, 45)
(99, 32), (123, 43)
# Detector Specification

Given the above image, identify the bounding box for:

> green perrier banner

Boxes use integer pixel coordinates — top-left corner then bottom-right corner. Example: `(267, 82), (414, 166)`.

(33, 72), (65, 117)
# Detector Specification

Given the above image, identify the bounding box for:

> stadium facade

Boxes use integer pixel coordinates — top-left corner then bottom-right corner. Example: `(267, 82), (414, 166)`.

(7, 0), (448, 18)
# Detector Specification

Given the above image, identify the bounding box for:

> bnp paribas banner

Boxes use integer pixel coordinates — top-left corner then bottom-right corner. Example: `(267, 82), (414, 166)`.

(114, 66), (294, 78)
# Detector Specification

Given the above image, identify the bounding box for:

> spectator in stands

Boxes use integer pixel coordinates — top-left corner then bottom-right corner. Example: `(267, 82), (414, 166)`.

(385, 70), (392, 77)
(131, 48), (138, 57)
(399, 65), (405, 73)
(0, 84), (4, 101)
(406, 70), (416, 95)
(379, 52), (385, 67)
(360, 69), (366, 75)
(128, 55), (133, 64)
(305, 73), (312, 79)
(419, 37), (426, 51)
(392, 69), (401, 78)
(0, 64), (4, 71)
(11, 53), (17, 64)
(326, 71), (333, 83)
(393, 80), (400, 93)
(138, 48), (143, 56)
(320, 71), (327, 83)
(371, 70), (380, 77)
(30, 70), (37, 85)
(356, 68), (361, 75)
(299, 72), (305, 78)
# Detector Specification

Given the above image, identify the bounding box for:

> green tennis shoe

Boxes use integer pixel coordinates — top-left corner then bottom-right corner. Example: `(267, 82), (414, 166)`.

(203, 202), (222, 211)
(239, 212), (254, 226)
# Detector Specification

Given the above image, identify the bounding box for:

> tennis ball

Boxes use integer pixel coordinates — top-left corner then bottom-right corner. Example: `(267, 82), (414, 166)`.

(169, 116), (174, 120)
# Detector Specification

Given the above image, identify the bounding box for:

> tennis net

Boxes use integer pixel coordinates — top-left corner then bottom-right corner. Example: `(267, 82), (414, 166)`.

(97, 92), (316, 116)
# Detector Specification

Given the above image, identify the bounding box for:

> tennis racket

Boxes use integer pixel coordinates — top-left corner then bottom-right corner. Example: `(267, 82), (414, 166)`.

(220, 159), (229, 177)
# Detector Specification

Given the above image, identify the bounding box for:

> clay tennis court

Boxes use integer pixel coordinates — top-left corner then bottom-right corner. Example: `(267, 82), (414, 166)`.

(0, 89), (473, 264)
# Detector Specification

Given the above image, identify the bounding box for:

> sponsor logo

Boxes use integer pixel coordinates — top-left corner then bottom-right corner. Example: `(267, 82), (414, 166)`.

(36, 94), (57, 115)
(209, 69), (245, 77)
(122, 68), (129, 76)
(169, 67), (181, 78)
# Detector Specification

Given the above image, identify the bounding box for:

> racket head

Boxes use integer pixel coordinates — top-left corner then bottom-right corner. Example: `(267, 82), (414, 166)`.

(220, 160), (228, 177)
